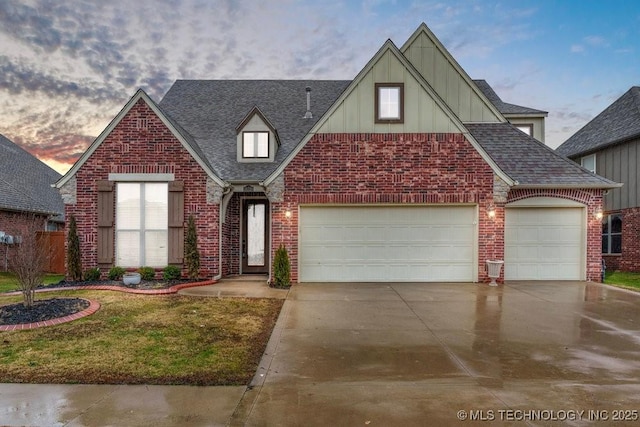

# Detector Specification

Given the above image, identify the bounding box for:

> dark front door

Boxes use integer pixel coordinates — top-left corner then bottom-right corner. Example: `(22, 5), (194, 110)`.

(242, 199), (269, 274)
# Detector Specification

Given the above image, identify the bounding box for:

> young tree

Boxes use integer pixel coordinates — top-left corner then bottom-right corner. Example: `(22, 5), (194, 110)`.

(185, 215), (200, 279)
(67, 215), (82, 281)
(272, 244), (291, 288)
(9, 215), (47, 308)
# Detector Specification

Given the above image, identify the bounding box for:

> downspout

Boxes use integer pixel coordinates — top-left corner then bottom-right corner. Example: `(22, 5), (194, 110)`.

(215, 186), (233, 281)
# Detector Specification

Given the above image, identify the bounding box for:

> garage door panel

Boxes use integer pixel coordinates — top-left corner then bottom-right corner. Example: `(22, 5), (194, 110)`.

(505, 207), (584, 281)
(299, 206), (476, 282)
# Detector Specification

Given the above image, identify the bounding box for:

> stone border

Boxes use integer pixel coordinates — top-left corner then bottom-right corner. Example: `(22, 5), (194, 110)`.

(0, 299), (100, 332)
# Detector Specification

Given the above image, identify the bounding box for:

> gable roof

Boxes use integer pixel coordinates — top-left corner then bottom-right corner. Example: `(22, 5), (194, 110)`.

(159, 80), (350, 181)
(0, 134), (64, 216)
(401, 23), (505, 123)
(56, 89), (225, 188)
(262, 38), (515, 187)
(466, 123), (619, 189)
(556, 86), (640, 158)
(473, 80), (548, 116)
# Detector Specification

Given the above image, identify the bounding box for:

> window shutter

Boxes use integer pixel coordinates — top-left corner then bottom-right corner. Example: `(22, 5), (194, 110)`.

(97, 180), (114, 265)
(168, 181), (184, 264)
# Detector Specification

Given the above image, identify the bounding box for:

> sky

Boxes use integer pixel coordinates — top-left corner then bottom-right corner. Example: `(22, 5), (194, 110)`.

(0, 0), (639, 175)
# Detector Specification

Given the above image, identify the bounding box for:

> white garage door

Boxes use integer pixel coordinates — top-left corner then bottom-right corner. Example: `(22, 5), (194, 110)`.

(505, 207), (585, 280)
(299, 206), (476, 282)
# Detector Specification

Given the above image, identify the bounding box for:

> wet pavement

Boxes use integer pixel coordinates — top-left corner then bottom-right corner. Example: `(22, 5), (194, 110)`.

(3, 281), (640, 426)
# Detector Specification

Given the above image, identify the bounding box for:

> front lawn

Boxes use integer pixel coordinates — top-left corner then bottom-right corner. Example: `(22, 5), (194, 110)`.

(604, 271), (640, 291)
(0, 290), (283, 385)
(0, 272), (64, 293)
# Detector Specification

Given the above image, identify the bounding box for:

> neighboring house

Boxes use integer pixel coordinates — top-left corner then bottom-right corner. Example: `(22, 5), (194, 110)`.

(557, 86), (640, 272)
(0, 133), (64, 270)
(55, 23), (618, 283)
(474, 80), (548, 143)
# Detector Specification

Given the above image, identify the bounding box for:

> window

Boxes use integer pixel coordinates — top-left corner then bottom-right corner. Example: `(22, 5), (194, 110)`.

(602, 213), (622, 255)
(375, 83), (404, 123)
(116, 183), (168, 267)
(243, 132), (269, 158)
(515, 124), (533, 136)
(581, 154), (596, 173)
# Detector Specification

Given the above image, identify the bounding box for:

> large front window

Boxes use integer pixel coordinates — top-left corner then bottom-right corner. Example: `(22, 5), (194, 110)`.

(116, 183), (168, 267)
(602, 213), (622, 255)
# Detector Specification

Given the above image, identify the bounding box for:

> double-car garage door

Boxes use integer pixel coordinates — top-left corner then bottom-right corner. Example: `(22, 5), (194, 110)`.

(299, 206), (476, 282)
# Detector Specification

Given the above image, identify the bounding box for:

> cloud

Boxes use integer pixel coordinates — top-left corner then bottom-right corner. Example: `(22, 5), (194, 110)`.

(571, 44), (585, 53)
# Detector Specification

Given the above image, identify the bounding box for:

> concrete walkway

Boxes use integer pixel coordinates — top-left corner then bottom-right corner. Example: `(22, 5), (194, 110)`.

(3, 281), (640, 426)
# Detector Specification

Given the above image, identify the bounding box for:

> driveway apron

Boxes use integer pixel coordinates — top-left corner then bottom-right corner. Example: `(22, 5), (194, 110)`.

(232, 282), (640, 426)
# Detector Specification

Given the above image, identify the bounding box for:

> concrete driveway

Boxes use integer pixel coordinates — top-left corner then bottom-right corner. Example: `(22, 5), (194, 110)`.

(3, 281), (640, 426)
(232, 281), (640, 426)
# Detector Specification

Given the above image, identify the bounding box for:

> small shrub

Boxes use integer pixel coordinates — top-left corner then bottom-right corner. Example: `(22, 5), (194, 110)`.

(67, 216), (82, 281)
(185, 215), (200, 279)
(83, 267), (101, 281)
(108, 266), (126, 280)
(272, 244), (291, 288)
(163, 265), (181, 281)
(138, 266), (156, 281)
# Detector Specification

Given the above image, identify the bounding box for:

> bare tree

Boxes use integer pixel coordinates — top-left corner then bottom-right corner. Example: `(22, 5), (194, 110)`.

(9, 215), (47, 308)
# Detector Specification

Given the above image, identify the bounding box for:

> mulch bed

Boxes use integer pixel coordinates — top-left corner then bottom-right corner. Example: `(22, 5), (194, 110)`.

(39, 279), (194, 291)
(0, 298), (90, 326)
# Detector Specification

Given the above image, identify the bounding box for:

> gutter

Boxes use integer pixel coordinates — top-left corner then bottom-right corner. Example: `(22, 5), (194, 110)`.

(512, 182), (623, 190)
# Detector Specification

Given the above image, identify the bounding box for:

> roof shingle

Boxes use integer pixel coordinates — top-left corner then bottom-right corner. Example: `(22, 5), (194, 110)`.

(0, 134), (64, 216)
(556, 86), (640, 158)
(473, 80), (548, 116)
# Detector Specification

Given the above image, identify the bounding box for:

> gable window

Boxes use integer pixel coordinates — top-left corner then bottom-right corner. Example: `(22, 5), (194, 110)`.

(116, 182), (168, 267)
(243, 132), (269, 158)
(581, 154), (596, 173)
(375, 83), (404, 123)
(515, 124), (533, 136)
(602, 213), (622, 255)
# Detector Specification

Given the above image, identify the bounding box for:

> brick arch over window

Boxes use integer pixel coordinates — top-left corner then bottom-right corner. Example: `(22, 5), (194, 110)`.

(507, 189), (596, 206)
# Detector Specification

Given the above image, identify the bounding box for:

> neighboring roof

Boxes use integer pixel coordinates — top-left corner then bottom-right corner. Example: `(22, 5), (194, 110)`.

(159, 80), (350, 181)
(466, 123), (619, 189)
(556, 86), (640, 158)
(0, 134), (64, 216)
(473, 80), (548, 116)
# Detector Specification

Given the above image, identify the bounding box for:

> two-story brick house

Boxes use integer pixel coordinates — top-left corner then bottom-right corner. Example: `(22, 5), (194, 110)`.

(56, 23), (617, 283)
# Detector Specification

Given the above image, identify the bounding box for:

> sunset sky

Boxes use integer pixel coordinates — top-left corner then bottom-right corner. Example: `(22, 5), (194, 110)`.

(1, 0), (638, 174)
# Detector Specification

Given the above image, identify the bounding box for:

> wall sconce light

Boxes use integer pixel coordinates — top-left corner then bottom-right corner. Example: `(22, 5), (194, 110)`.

(487, 204), (496, 219)
(595, 207), (603, 220)
(285, 210), (292, 219)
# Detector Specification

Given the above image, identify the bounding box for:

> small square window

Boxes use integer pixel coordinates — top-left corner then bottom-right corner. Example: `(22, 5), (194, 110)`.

(515, 124), (533, 136)
(243, 132), (269, 158)
(375, 83), (404, 123)
(581, 154), (596, 174)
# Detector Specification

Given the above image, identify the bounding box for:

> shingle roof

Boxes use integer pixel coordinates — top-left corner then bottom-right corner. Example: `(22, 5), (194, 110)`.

(556, 86), (640, 158)
(466, 123), (618, 188)
(159, 80), (350, 181)
(0, 134), (64, 216)
(473, 80), (548, 116)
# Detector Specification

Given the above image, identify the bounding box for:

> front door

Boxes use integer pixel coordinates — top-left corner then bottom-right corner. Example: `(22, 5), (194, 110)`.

(242, 199), (269, 274)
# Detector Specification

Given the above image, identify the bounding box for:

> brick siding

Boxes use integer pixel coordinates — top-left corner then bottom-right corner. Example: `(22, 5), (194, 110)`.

(272, 133), (500, 283)
(64, 99), (219, 279)
(0, 211), (48, 271)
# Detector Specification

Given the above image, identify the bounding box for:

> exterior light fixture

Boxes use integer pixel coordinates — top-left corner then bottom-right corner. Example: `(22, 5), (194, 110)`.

(285, 210), (292, 219)
(487, 204), (496, 219)
(595, 207), (603, 220)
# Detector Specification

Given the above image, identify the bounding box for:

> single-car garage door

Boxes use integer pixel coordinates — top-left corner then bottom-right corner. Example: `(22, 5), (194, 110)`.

(299, 205), (477, 282)
(505, 206), (585, 280)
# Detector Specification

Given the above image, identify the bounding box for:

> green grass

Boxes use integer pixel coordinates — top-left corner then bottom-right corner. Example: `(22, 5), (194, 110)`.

(0, 290), (283, 385)
(0, 272), (65, 293)
(604, 271), (640, 290)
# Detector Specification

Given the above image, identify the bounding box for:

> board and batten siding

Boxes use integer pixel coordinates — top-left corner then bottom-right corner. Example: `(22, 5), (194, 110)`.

(596, 137), (640, 211)
(402, 31), (501, 124)
(317, 49), (462, 134)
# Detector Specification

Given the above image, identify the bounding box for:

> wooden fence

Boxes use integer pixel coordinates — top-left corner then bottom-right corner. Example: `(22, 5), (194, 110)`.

(36, 231), (65, 274)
